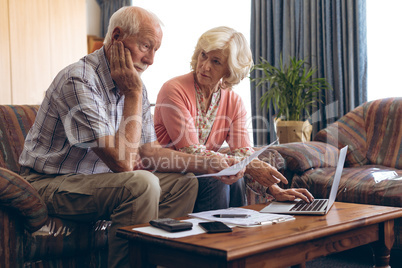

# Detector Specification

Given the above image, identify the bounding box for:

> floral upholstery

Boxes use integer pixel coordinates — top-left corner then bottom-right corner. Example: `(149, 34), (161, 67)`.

(271, 97), (402, 250)
(0, 105), (110, 267)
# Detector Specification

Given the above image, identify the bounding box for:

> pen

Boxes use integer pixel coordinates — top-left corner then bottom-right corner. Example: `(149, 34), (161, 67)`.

(213, 214), (250, 218)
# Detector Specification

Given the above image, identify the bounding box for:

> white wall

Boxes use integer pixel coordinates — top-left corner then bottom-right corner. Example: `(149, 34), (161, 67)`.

(86, 0), (101, 37)
(85, 0), (254, 143)
(85, 0), (251, 110)
(367, 0), (402, 100)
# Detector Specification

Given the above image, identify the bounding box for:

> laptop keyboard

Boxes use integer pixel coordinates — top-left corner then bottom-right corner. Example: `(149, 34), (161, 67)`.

(290, 199), (327, 212)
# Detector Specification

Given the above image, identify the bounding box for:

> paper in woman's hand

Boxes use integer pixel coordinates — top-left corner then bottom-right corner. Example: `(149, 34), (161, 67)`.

(195, 140), (278, 178)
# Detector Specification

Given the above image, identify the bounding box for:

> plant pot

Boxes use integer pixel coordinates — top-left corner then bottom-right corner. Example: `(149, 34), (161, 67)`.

(274, 118), (312, 144)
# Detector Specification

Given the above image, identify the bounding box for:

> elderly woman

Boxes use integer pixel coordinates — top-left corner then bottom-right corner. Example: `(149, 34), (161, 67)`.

(154, 26), (313, 212)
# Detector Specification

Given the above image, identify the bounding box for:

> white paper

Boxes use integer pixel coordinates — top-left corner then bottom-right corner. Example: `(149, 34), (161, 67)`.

(131, 207), (294, 238)
(189, 207), (294, 227)
(195, 139), (278, 178)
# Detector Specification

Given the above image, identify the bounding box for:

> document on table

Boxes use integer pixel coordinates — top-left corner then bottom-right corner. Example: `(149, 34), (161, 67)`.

(132, 207), (294, 238)
(189, 207), (295, 227)
(195, 139), (278, 178)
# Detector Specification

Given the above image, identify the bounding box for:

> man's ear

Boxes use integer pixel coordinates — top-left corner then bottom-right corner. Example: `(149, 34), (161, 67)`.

(112, 27), (123, 42)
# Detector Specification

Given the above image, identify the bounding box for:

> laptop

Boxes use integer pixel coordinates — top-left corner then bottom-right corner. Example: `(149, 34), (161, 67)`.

(260, 145), (348, 215)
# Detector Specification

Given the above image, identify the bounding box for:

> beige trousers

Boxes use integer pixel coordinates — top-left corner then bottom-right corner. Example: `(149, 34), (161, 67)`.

(23, 169), (198, 268)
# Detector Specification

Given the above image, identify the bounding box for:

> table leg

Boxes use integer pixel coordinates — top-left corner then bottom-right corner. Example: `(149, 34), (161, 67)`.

(129, 240), (156, 268)
(372, 220), (394, 268)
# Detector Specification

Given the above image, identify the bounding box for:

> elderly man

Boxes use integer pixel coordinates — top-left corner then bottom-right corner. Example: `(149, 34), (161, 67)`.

(19, 6), (244, 267)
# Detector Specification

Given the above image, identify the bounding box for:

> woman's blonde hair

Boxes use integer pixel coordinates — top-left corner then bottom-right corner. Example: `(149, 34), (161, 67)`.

(190, 26), (253, 88)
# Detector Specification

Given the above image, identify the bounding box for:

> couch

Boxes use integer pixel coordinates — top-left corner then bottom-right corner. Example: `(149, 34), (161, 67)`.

(0, 104), (286, 267)
(0, 105), (110, 268)
(270, 97), (402, 251)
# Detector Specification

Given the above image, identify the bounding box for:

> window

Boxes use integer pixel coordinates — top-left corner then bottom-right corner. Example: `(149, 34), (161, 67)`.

(367, 0), (402, 101)
(132, 0), (251, 117)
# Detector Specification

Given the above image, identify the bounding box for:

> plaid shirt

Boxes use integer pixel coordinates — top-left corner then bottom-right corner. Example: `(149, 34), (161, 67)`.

(19, 47), (157, 174)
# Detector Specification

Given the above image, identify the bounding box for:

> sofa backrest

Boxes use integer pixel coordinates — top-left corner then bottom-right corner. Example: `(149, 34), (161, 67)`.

(315, 104), (368, 167)
(0, 105), (39, 173)
(314, 97), (402, 169)
(364, 98), (402, 169)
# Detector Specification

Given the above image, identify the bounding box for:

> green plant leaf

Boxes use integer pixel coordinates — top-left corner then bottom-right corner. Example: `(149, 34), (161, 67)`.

(251, 54), (332, 121)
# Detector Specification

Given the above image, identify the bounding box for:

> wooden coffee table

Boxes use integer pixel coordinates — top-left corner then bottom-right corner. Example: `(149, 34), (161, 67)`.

(117, 202), (402, 268)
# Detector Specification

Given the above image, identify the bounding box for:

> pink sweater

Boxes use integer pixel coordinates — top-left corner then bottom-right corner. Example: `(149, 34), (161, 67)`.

(154, 72), (251, 152)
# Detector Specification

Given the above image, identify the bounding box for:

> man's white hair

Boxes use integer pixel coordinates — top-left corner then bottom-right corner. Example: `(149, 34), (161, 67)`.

(103, 6), (162, 46)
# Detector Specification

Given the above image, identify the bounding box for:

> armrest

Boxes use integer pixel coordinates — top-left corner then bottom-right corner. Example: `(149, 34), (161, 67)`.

(270, 141), (339, 174)
(0, 168), (48, 232)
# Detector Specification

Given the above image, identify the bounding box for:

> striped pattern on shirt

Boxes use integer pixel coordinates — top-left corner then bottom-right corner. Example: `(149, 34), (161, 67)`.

(19, 47), (156, 174)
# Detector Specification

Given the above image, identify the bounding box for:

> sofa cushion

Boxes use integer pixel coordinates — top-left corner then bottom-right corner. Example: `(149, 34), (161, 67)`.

(291, 165), (402, 207)
(271, 142), (339, 173)
(314, 105), (368, 167)
(0, 105), (39, 173)
(0, 167), (47, 232)
(364, 98), (402, 169)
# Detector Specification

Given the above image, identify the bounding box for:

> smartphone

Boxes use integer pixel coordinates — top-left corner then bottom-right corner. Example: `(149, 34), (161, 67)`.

(199, 221), (232, 233)
(149, 218), (193, 232)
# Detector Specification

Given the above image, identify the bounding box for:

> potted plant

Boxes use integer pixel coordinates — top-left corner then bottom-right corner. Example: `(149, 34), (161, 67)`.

(251, 55), (331, 143)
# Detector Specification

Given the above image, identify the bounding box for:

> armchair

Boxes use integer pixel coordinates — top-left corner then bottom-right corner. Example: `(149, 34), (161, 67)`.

(0, 105), (110, 267)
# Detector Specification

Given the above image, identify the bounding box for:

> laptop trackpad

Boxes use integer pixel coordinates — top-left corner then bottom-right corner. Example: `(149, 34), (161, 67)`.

(260, 201), (298, 213)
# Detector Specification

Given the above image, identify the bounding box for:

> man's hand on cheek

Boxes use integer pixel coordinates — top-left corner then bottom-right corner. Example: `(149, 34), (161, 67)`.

(110, 41), (142, 96)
